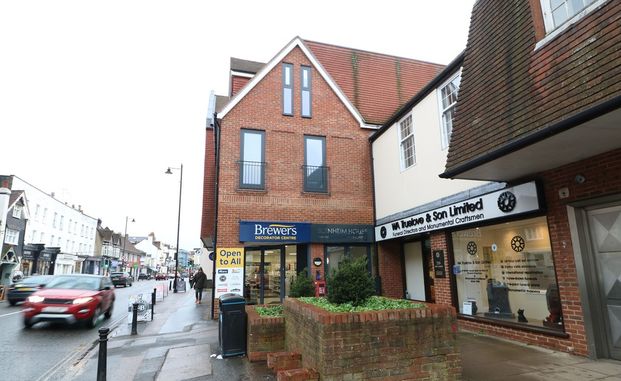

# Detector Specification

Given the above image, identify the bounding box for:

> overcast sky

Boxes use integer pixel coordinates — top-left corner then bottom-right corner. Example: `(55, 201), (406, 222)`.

(0, 0), (476, 251)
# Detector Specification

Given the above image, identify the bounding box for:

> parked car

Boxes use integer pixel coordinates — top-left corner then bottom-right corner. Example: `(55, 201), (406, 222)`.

(155, 273), (167, 280)
(6, 275), (54, 306)
(110, 272), (133, 287)
(138, 273), (151, 280)
(22, 274), (115, 329)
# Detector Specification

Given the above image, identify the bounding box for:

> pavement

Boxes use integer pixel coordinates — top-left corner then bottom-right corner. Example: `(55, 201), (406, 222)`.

(62, 290), (621, 381)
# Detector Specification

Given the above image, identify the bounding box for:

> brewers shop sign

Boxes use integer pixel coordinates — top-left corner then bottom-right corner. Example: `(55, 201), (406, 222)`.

(239, 221), (311, 243)
(376, 181), (543, 241)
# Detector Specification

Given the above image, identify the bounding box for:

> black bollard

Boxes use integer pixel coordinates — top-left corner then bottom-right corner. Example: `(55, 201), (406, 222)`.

(97, 327), (110, 381)
(151, 289), (156, 321)
(131, 303), (138, 335)
(169, 280), (172, 291)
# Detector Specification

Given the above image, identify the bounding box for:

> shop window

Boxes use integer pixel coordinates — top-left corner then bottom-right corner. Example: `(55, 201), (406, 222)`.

(438, 71), (461, 150)
(239, 129), (265, 189)
(301, 66), (312, 117)
(452, 216), (563, 331)
(325, 245), (373, 277)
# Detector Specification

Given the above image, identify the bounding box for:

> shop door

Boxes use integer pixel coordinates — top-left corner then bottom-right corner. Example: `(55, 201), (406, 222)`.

(404, 241), (427, 301)
(587, 205), (621, 360)
(244, 247), (285, 305)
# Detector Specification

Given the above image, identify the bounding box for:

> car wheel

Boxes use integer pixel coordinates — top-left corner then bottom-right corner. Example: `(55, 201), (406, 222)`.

(8, 300), (17, 306)
(23, 318), (33, 329)
(87, 306), (101, 328)
(104, 303), (114, 319)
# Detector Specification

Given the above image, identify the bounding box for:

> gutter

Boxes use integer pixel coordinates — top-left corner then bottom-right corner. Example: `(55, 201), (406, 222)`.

(440, 94), (621, 179)
(210, 112), (221, 320)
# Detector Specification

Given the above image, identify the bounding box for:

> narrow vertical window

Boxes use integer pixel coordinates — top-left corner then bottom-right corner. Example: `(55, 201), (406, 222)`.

(240, 129), (265, 189)
(398, 114), (416, 170)
(304, 135), (328, 192)
(283, 63), (293, 115)
(438, 72), (461, 150)
(301, 66), (312, 117)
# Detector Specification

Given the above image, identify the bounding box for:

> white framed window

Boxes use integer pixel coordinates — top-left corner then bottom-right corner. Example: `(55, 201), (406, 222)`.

(31, 230), (37, 243)
(540, 0), (602, 32)
(438, 71), (461, 150)
(60, 215), (64, 231)
(5, 229), (19, 245)
(57, 237), (62, 247)
(40, 232), (45, 243)
(53, 212), (58, 228)
(50, 234), (55, 246)
(68, 219), (72, 233)
(42, 208), (48, 224)
(35, 204), (40, 221)
(398, 114), (416, 170)
(12, 205), (22, 219)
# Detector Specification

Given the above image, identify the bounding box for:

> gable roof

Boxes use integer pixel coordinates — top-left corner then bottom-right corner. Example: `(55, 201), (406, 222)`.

(219, 37), (444, 128)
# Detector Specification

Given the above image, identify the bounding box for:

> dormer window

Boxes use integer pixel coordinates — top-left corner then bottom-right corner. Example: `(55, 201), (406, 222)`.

(283, 63), (293, 115)
(540, 0), (602, 33)
(12, 204), (22, 219)
(438, 71), (461, 150)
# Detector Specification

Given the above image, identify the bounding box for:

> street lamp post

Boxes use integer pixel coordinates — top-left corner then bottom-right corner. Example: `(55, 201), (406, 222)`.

(165, 164), (183, 293)
(121, 217), (135, 275)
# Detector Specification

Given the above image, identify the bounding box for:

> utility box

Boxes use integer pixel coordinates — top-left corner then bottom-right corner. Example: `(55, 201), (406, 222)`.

(219, 293), (246, 357)
(314, 280), (326, 297)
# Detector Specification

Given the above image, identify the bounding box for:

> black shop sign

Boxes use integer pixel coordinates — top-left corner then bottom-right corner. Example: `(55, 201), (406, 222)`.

(433, 250), (446, 278)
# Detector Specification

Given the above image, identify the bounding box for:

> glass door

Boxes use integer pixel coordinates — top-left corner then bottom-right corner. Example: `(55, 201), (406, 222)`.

(244, 249), (261, 305)
(244, 247), (285, 304)
(263, 248), (283, 304)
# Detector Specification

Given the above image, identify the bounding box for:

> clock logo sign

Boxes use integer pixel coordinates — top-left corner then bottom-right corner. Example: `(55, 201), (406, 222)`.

(497, 191), (517, 213)
(466, 241), (478, 255)
(380, 226), (387, 239)
(511, 236), (525, 252)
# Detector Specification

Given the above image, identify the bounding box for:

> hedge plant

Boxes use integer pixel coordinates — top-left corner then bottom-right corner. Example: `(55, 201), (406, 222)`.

(326, 256), (375, 306)
(288, 268), (315, 297)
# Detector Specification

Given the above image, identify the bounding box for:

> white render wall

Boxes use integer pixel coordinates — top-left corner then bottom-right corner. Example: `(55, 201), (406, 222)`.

(372, 85), (488, 221)
(12, 177), (98, 258)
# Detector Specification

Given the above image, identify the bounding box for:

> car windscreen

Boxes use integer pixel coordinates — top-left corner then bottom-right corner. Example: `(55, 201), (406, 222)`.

(19, 276), (52, 285)
(45, 276), (100, 291)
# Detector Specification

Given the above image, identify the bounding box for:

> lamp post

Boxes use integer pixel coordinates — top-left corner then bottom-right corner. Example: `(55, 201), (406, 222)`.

(121, 217), (135, 275)
(165, 164), (183, 293)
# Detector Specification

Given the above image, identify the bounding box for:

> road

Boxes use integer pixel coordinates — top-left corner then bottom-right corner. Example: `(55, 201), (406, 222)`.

(0, 279), (169, 381)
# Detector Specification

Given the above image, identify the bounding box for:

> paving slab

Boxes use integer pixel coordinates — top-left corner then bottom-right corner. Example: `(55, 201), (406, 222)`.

(156, 344), (212, 381)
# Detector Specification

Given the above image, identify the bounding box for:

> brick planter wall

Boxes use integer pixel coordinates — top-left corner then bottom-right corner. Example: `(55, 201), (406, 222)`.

(284, 298), (461, 381)
(246, 305), (286, 362)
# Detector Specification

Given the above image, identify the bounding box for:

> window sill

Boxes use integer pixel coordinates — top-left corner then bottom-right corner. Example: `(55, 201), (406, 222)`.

(301, 191), (330, 197)
(237, 188), (267, 194)
(458, 313), (569, 338)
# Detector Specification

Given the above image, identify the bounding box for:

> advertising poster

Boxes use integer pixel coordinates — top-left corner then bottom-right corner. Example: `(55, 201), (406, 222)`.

(215, 247), (244, 299)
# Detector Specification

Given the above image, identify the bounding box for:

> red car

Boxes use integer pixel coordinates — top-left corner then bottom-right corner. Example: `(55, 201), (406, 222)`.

(22, 274), (115, 329)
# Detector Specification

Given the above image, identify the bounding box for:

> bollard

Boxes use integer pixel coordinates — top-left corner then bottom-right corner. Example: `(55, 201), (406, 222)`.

(131, 303), (138, 335)
(151, 289), (156, 320)
(169, 280), (172, 291)
(97, 327), (110, 381)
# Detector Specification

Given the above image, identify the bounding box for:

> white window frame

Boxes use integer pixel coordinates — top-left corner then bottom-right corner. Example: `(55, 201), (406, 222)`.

(537, 0), (608, 49)
(5, 228), (19, 245)
(437, 70), (461, 150)
(53, 212), (58, 228)
(12, 205), (22, 219)
(397, 114), (416, 171)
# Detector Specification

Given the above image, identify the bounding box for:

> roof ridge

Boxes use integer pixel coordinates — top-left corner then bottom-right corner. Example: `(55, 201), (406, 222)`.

(302, 38), (445, 67)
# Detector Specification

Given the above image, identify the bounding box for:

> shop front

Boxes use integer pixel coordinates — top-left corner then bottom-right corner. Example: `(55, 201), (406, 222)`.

(217, 221), (374, 305)
(375, 181), (564, 334)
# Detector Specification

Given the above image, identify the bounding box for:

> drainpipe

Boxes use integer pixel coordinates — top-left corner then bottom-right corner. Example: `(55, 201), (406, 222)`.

(210, 112), (221, 320)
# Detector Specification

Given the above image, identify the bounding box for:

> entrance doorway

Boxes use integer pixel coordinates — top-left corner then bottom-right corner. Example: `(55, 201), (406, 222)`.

(403, 239), (433, 302)
(244, 245), (301, 304)
(585, 204), (621, 360)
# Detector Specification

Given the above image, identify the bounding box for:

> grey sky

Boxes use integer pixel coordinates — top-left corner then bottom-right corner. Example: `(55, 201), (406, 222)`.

(0, 0), (475, 251)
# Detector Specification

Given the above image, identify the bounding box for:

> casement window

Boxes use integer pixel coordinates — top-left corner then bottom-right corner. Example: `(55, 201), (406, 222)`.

(438, 72), (461, 150)
(53, 212), (58, 228)
(12, 204), (22, 219)
(301, 66), (312, 118)
(283, 63), (293, 115)
(5, 228), (19, 245)
(60, 215), (64, 230)
(398, 114), (416, 170)
(69, 219), (72, 233)
(50, 235), (55, 246)
(239, 129), (266, 189)
(540, 0), (601, 32)
(303, 135), (328, 193)
(42, 208), (47, 223)
(35, 204), (40, 220)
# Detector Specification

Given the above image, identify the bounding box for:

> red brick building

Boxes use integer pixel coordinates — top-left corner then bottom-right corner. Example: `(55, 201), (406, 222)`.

(201, 37), (444, 314)
(439, 0), (621, 360)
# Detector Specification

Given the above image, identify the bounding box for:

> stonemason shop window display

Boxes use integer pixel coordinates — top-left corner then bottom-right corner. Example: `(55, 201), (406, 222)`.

(452, 216), (563, 330)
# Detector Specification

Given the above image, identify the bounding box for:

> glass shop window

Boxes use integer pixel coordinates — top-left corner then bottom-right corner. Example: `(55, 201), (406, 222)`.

(451, 216), (563, 331)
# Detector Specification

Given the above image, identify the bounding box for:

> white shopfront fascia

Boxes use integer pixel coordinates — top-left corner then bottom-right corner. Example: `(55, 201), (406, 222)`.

(375, 181), (542, 241)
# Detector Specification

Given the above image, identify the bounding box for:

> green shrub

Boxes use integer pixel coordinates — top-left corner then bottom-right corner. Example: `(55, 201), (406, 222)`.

(256, 305), (283, 317)
(327, 257), (375, 306)
(288, 268), (315, 297)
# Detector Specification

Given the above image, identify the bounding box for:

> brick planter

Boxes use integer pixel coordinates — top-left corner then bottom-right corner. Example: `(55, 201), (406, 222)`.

(284, 298), (461, 381)
(246, 305), (286, 362)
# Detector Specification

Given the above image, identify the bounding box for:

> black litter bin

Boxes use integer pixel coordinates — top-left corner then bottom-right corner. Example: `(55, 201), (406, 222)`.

(218, 293), (246, 357)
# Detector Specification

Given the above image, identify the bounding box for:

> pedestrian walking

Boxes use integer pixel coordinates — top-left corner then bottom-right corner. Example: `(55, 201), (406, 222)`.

(192, 267), (208, 304)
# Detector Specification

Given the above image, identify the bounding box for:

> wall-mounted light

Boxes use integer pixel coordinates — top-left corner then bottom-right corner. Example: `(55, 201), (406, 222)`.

(574, 174), (586, 184)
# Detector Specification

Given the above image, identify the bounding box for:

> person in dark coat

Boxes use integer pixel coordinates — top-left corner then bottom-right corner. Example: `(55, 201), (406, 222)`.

(192, 267), (208, 304)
